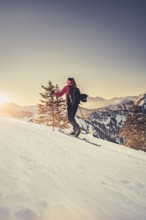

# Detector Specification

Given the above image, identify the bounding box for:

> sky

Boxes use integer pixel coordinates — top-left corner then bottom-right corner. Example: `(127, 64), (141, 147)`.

(0, 0), (146, 105)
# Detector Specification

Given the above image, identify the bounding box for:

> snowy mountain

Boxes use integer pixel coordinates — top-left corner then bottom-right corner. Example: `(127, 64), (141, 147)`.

(86, 93), (146, 151)
(0, 103), (37, 121)
(134, 92), (146, 109)
(82, 96), (136, 109)
(86, 98), (135, 144)
(0, 115), (146, 220)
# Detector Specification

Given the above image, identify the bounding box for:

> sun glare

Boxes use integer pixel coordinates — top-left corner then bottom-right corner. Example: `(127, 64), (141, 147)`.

(0, 94), (9, 104)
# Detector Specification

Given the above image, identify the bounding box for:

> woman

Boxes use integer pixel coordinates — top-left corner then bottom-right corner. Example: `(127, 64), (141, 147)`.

(54, 77), (81, 137)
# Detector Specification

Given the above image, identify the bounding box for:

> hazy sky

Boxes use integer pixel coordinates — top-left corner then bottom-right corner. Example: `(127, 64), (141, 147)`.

(0, 0), (146, 105)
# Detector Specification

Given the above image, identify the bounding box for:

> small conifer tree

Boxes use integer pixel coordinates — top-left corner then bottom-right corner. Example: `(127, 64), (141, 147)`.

(36, 81), (68, 129)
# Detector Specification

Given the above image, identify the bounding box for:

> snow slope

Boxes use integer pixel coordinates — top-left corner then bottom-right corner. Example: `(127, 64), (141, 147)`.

(0, 116), (146, 220)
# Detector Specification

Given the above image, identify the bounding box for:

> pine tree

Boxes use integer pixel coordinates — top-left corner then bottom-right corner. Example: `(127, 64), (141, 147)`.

(36, 81), (68, 129)
(36, 81), (55, 126)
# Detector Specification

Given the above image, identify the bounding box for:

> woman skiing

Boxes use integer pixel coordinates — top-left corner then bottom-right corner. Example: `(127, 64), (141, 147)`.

(53, 77), (81, 137)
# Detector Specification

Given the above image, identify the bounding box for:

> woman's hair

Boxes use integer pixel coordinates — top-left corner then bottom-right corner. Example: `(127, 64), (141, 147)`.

(68, 77), (77, 87)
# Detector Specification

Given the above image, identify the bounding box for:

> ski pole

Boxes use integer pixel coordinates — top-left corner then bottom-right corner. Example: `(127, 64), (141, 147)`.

(78, 106), (89, 133)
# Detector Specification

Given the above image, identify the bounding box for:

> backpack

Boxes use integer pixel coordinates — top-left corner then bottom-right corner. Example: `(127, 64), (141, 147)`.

(80, 93), (88, 102)
(68, 86), (88, 106)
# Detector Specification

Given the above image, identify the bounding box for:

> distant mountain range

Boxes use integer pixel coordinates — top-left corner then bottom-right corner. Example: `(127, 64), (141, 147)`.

(82, 95), (136, 109)
(0, 95), (137, 120)
(0, 103), (37, 120)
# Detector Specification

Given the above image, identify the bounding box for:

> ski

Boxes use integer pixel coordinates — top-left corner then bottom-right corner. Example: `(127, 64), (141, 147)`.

(59, 130), (100, 147)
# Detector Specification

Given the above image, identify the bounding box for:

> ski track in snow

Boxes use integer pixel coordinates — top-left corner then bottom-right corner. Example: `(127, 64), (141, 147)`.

(0, 116), (146, 220)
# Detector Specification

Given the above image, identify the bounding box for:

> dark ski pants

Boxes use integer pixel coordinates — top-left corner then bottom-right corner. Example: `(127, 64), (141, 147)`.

(67, 105), (80, 131)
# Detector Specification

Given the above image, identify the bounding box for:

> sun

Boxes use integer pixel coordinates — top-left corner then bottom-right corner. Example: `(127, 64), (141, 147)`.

(0, 94), (9, 104)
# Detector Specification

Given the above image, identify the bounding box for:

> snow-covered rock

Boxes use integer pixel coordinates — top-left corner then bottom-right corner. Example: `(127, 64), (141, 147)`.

(134, 92), (146, 110)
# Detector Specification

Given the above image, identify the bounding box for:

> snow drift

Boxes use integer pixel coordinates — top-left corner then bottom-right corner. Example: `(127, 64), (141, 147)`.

(0, 116), (146, 220)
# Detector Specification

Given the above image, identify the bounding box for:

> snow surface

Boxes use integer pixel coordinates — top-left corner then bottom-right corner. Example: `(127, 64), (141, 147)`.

(0, 116), (146, 220)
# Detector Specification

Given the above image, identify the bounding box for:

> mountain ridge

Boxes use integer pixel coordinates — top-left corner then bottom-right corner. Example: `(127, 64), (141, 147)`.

(0, 95), (137, 119)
